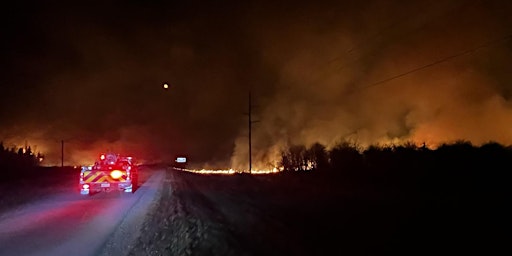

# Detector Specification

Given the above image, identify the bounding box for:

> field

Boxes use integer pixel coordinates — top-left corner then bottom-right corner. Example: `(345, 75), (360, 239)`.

(130, 165), (507, 255)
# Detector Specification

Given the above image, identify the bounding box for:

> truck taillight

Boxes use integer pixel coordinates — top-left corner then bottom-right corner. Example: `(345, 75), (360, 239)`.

(110, 170), (123, 179)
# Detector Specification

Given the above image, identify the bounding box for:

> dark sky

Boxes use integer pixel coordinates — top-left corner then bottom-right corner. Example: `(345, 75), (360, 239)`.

(1, 0), (512, 169)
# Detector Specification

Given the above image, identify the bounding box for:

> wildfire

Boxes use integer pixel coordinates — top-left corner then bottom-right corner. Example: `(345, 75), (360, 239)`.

(176, 167), (282, 175)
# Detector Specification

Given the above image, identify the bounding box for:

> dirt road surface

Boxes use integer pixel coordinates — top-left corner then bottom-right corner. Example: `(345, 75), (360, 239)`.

(0, 169), (164, 256)
(130, 169), (382, 255)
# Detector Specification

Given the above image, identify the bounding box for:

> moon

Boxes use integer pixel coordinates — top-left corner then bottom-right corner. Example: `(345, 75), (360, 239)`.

(163, 83), (169, 89)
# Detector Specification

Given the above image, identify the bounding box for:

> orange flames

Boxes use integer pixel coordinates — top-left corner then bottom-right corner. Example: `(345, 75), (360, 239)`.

(176, 167), (282, 175)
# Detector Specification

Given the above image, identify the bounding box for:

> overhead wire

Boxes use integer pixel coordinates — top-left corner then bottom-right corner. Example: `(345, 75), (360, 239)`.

(317, 0), (508, 93)
(363, 33), (512, 90)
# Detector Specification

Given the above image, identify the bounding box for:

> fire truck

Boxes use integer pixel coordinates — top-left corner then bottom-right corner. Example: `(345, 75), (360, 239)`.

(79, 153), (138, 195)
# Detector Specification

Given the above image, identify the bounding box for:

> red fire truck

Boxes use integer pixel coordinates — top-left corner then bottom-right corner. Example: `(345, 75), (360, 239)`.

(79, 153), (138, 195)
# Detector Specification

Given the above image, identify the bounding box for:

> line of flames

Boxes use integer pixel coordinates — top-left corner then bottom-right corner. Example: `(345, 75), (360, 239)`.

(173, 167), (283, 175)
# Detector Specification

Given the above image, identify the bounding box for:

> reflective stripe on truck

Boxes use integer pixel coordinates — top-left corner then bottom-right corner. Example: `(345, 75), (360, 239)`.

(82, 171), (127, 183)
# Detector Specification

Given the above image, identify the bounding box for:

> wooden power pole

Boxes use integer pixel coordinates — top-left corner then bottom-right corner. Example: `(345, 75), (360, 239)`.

(247, 91), (260, 174)
(248, 92), (252, 173)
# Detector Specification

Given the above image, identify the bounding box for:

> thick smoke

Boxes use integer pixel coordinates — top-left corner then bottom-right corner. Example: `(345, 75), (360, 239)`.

(230, 0), (512, 170)
(1, 1), (512, 168)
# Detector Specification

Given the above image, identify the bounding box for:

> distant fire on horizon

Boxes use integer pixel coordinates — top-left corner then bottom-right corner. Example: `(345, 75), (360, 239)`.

(1, 1), (512, 168)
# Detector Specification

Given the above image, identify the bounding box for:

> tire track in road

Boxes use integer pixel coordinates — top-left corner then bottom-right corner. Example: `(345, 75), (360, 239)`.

(98, 169), (166, 256)
(128, 168), (244, 256)
(128, 168), (179, 256)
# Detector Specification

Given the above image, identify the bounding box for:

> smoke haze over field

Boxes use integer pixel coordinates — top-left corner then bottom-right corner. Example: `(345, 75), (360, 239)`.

(1, 0), (512, 168)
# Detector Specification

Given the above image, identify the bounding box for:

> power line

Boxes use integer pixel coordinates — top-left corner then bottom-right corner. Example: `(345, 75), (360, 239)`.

(328, 0), (475, 73)
(363, 33), (512, 90)
(325, 1), (511, 93)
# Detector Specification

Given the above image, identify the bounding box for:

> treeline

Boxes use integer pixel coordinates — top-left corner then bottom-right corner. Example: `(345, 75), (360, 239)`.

(280, 140), (510, 171)
(278, 140), (510, 189)
(0, 142), (45, 181)
(277, 140), (508, 251)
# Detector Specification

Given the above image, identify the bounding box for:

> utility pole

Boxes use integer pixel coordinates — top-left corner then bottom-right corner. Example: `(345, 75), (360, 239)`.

(248, 91), (252, 174)
(61, 140), (64, 167)
(247, 91), (259, 174)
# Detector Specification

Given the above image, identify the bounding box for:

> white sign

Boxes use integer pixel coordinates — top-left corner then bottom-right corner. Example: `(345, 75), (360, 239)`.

(176, 157), (187, 163)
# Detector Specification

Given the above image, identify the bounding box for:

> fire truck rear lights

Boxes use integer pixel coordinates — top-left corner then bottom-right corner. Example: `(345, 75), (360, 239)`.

(110, 170), (123, 179)
(83, 184), (90, 189)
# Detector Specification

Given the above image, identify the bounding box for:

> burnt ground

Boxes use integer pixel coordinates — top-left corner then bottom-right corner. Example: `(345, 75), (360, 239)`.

(129, 168), (507, 256)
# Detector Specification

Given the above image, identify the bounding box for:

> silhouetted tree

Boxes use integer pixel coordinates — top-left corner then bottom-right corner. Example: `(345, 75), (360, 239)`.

(307, 143), (329, 171)
(279, 149), (292, 172)
(329, 142), (362, 175)
(279, 145), (310, 171)
(291, 145), (308, 171)
(0, 143), (44, 182)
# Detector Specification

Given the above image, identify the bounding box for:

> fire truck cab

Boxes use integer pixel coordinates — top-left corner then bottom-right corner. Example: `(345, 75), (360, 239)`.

(79, 153), (138, 195)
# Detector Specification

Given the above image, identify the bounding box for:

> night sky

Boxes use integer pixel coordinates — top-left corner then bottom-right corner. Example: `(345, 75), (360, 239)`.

(1, 0), (512, 168)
